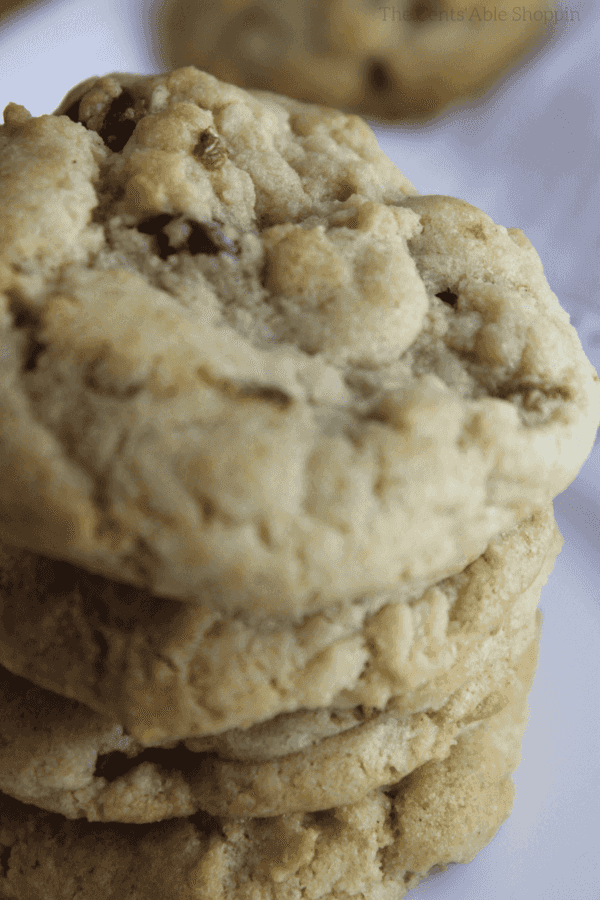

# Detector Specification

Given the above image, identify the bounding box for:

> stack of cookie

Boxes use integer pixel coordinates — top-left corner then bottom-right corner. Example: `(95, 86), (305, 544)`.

(0, 68), (599, 900)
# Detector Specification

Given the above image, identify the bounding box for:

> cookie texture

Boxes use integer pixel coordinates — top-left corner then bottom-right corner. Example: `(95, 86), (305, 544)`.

(0, 597), (540, 822)
(0, 624), (540, 899)
(155, 0), (556, 122)
(0, 508), (558, 823)
(0, 506), (560, 745)
(1, 69), (598, 622)
(0, 0), (32, 23)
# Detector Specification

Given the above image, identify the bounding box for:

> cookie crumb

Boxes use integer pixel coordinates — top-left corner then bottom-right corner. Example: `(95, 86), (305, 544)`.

(2, 103), (31, 127)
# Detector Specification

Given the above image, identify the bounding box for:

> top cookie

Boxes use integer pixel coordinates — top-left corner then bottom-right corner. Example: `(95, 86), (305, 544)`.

(0, 68), (598, 618)
(155, 0), (556, 122)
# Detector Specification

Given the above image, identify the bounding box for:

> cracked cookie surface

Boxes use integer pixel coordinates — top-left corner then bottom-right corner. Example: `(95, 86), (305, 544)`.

(0, 510), (557, 822)
(0, 624), (540, 898)
(0, 68), (598, 619)
(0, 507), (560, 744)
(0, 624), (526, 823)
(155, 0), (555, 122)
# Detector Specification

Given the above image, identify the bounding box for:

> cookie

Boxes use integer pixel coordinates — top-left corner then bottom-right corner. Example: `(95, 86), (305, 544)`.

(0, 506), (560, 745)
(173, 611), (543, 819)
(155, 0), (556, 122)
(0, 508), (557, 824)
(0, 594), (540, 823)
(1, 70), (598, 624)
(0, 666), (181, 825)
(0, 624), (540, 899)
(0, 627), (513, 823)
(0, 0), (31, 23)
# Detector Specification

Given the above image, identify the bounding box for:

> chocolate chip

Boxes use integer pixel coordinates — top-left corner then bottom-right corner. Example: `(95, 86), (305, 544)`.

(435, 290), (459, 307)
(366, 60), (392, 94)
(98, 90), (139, 152)
(7, 293), (47, 373)
(136, 215), (233, 259)
(187, 220), (224, 256)
(411, 0), (437, 22)
(137, 214), (176, 260)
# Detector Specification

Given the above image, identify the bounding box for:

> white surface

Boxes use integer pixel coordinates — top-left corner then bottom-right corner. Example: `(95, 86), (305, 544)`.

(1, 2), (599, 897)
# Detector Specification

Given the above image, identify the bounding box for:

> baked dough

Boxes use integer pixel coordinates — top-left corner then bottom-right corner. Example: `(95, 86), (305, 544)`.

(0, 506), (561, 745)
(0, 622), (540, 898)
(1, 70), (597, 621)
(155, 0), (556, 122)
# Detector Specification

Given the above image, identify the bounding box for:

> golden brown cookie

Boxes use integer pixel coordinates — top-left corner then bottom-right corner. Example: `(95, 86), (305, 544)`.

(177, 610), (543, 818)
(0, 624), (520, 823)
(0, 666), (182, 825)
(0, 0), (34, 23)
(155, 0), (557, 122)
(0, 506), (561, 745)
(0, 501), (558, 823)
(1, 69), (598, 625)
(0, 623), (540, 898)
(0, 592), (541, 822)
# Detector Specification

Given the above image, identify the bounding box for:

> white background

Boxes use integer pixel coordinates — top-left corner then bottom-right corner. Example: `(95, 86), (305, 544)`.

(1, 2), (599, 897)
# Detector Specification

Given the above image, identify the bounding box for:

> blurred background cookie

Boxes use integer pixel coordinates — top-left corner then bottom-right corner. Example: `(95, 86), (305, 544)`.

(154, 0), (558, 122)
